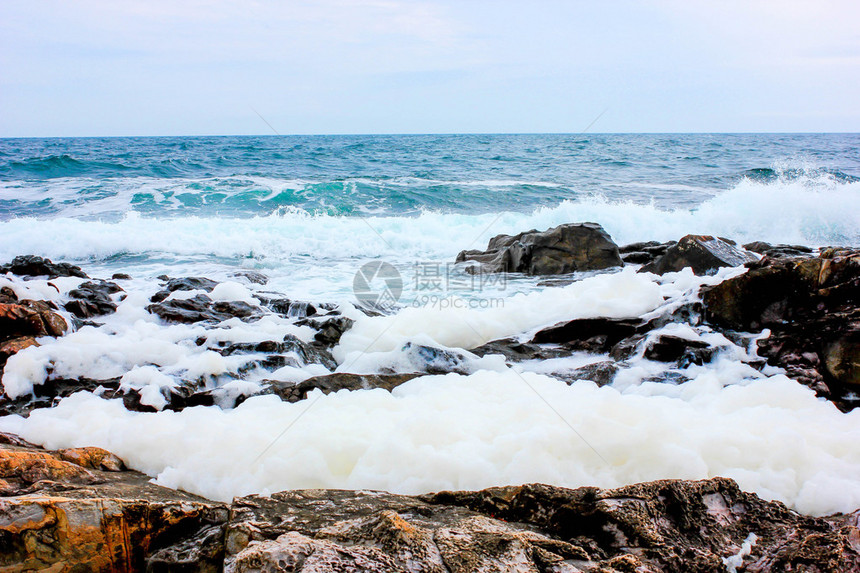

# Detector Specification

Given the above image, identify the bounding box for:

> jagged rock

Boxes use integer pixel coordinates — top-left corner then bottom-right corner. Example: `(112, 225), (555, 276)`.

(259, 296), (317, 318)
(146, 294), (260, 324)
(743, 241), (814, 258)
(554, 360), (620, 386)
(532, 317), (655, 353)
(231, 270), (269, 285)
(643, 334), (715, 366)
(619, 240), (675, 265)
(469, 338), (572, 362)
(150, 276), (219, 303)
(224, 479), (860, 573)
(63, 280), (122, 318)
(456, 222), (623, 275)
(0, 437), (228, 572)
(0, 301), (67, 383)
(640, 235), (758, 275)
(0, 255), (88, 279)
(296, 315), (354, 346)
(703, 249), (860, 409)
(265, 372), (423, 403)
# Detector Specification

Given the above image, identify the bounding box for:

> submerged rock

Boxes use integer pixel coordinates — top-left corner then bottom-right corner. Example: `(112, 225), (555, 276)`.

(456, 222), (623, 275)
(640, 235), (758, 275)
(0, 255), (88, 279)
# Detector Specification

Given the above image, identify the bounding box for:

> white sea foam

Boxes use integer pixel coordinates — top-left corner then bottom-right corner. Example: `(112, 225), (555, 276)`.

(0, 369), (857, 516)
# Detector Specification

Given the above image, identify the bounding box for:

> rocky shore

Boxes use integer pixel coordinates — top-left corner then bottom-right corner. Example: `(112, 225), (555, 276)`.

(0, 222), (858, 571)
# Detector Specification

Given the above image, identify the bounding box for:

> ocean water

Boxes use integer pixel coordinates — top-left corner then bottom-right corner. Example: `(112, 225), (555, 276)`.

(1, 133), (859, 515)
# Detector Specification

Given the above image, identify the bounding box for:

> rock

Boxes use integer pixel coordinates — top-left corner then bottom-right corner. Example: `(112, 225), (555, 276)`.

(296, 315), (354, 346)
(640, 235), (758, 275)
(224, 479), (860, 573)
(531, 317), (654, 353)
(0, 255), (88, 279)
(743, 241), (813, 258)
(150, 276), (219, 303)
(147, 294), (260, 324)
(703, 249), (860, 409)
(217, 334), (337, 371)
(643, 334), (715, 366)
(469, 338), (573, 362)
(111, 272), (132, 280)
(400, 342), (475, 375)
(0, 437), (228, 572)
(555, 360), (620, 386)
(231, 270), (269, 285)
(260, 296), (317, 318)
(619, 240), (675, 265)
(0, 301), (68, 340)
(63, 280), (122, 318)
(456, 222), (623, 275)
(265, 372), (423, 403)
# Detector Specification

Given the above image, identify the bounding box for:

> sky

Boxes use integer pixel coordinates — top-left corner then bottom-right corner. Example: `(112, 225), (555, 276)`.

(1, 0), (858, 136)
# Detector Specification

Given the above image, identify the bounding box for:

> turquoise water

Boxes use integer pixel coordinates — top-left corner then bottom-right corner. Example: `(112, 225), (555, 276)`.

(1, 133), (858, 300)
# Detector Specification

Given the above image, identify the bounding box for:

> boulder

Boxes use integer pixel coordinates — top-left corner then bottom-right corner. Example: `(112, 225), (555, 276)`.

(703, 249), (860, 409)
(0, 436), (228, 572)
(743, 241), (813, 258)
(146, 294), (260, 324)
(643, 334), (715, 366)
(63, 280), (122, 318)
(150, 276), (219, 303)
(619, 240), (675, 265)
(456, 222), (623, 275)
(0, 255), (88, 279)
(640, 235), (758, 275)
(225, 479), (860, 573)
(469, 337), (573, 362)
(531, 317), (654, 353)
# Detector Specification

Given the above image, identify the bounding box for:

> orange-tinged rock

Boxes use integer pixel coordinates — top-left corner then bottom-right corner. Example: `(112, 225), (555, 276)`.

(57, 447), (125, 472)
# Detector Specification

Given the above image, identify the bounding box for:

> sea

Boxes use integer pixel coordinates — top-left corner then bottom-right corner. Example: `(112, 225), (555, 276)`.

(0, 133), (859, 516)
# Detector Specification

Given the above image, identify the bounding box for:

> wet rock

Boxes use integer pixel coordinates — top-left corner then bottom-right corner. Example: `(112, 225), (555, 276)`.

(619, 240), (675, 265)
(111, 272), (132, 280)
(554, 360), (620, 386)
(64, 280), (122, 318)
(643, 334), (715, 366)
(469, 337), (573, 362)
(532, 317), (655, 353)
(231, 270), (269, 285)
(456, 222), (623, 275)
(0, 437), (227, 572)
(265, 372), (423, 403)
(0, 377), (121, 416)
(0, 302), (67, 383)
(743, 241), (814, 258)
(640, 235), (758, 275)
(0, 255), (88, 279)
(703, 249), (860, 409)
(150, 276), (219, 303)
(147, 294), (261, 324)
(259, 296), (317, 318)
(400, 342), (476, 375)
(296, 315), (354, 346)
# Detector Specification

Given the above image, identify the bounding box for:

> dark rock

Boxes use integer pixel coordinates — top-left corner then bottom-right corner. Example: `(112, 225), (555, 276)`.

(703, 249), (860, 409)
(398, 342), (476, 375)
(231, 270), (269, 285)
(619, 241), (675, 265)
(111, 272), (132, 280)
(643, 334), (715, 366)
(456, 222), (623, 275)
(609, 334), (647, 360)
(554, 360), (620, 386)
(532, 317), (655, 353)
(0, 255), (88, 279)
(0, 300), (68, 364)
(150, 276), (219, 303)
(469, 337), (572, 362)
(621, 250), (654, 264)
(640, 235), (758, 275)
(0, 286), (18, 303)
(146, 294), (261, 324)
(743, 241), (813, 258)
(312, 316), (354, 346)
(63, 280), (122, 318)
(260, 296), (317, 318)
(265, 372), (423, 403)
